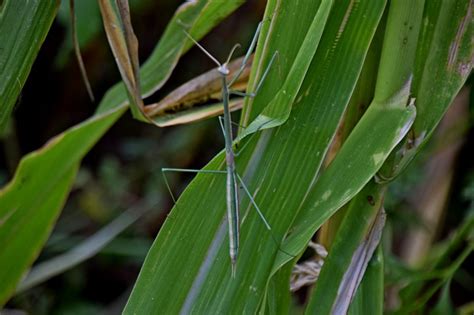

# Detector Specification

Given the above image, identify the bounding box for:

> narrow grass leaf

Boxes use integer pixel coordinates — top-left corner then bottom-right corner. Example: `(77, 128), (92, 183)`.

(412, 0), (473, 144)
(305, 181), (386, 314)
(240, 0), (334, 136)
(348, 247), (384, 315)
(380, 0), (473, 179)
(278, 96), (415, 266)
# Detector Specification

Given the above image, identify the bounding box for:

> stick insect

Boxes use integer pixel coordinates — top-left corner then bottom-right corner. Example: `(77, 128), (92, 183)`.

(163, 22), (278, 276)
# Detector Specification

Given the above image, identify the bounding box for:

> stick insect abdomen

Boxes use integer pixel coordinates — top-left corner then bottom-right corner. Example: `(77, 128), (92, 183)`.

(221, 73), (241, 276)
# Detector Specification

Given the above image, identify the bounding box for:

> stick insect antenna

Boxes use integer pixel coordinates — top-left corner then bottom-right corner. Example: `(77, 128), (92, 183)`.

(182, 30), (222, 68)
(225, 43), (241, 65)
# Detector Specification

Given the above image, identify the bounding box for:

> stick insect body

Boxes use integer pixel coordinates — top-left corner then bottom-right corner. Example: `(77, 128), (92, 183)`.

(164, 22), (277, 276)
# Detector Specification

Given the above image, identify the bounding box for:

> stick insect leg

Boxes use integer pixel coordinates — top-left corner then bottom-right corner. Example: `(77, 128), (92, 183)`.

(164, 166), (274, 234)
(228, 22), (263, 87)
(218, 114), (276, 157)
(218, 115), (247, 134)
(218, 116), (226, 140)
(217, 115), (275, 157)
(229, 50), (279, 98)
(218, 116), (253, 156)
(162, 168), (226, 204)
(235, 173), (296, 259)
(225, 43), (242, 65)
(235, 173), (271, 231)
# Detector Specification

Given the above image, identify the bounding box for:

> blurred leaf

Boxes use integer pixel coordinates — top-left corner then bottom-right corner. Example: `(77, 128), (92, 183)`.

(56, 0), (101, 49)
(431, 280), (456, 315)
(69, 0), (95, 102)
(0, 0), (243, 306)
(0, 111), (120, 306)
(458, 301), (474, 315)
(0, 0), (59, 132)
(16, 202), (149, 293)
(396, 213), (474, 314)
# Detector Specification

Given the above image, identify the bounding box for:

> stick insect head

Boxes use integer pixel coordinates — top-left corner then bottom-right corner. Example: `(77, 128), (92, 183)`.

(217, 64), (230, 75)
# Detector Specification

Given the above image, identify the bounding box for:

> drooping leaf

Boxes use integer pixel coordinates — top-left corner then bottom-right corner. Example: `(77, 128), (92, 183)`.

(0, 110), (121, 305)
(240, 0), (334, 136)
(145, 55), (251, 126)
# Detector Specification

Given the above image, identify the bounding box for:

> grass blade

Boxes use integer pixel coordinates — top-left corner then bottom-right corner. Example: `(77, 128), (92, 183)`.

(305, 180), (386, 314)
(0, 0), (59, 131)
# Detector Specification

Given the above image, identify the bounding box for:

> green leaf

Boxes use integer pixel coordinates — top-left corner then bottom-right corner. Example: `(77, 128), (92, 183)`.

(412, 0), (473, 142)
(240, 0), (333, 136)
(0, 109), (121, 306)
(0, 0), (243, 306)
(379, 0), (473, 180)
(305, 180), (385, 314)
(348, 247), (384, 315)
(16, 201), (149, 293)
(278, 97), (415, 264)
(0, 0), (59, 132)
(303, 2), (422, 312)
(265, 263), (293, 314)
